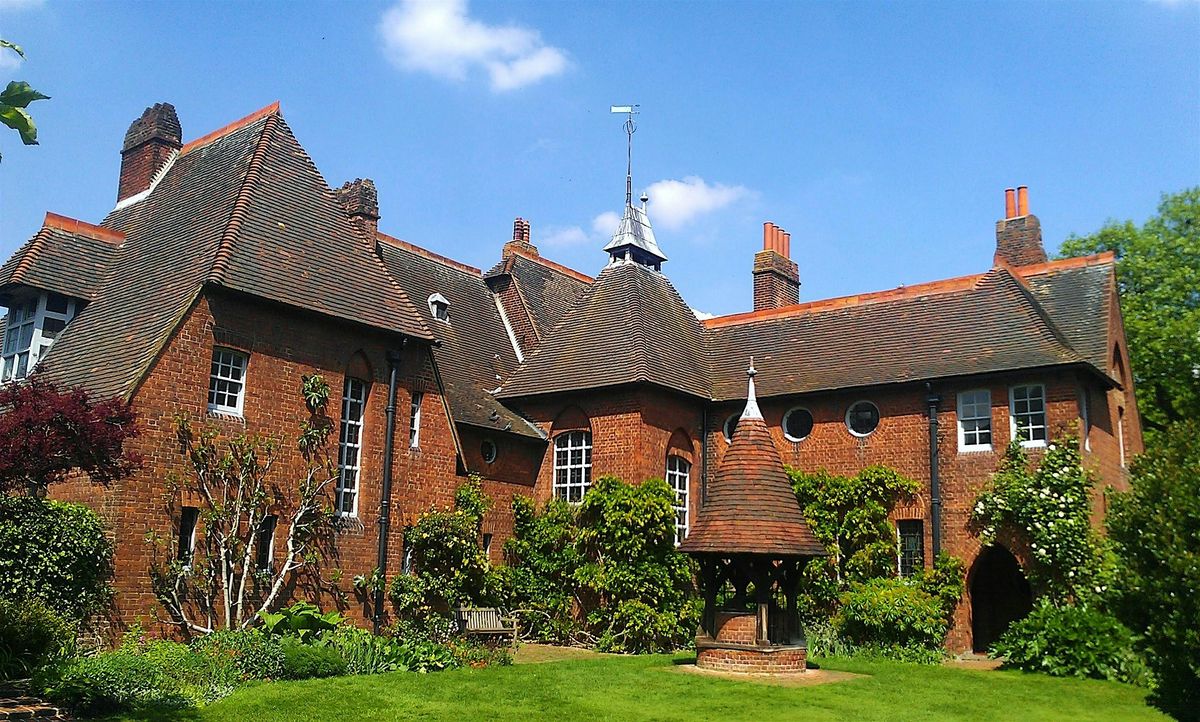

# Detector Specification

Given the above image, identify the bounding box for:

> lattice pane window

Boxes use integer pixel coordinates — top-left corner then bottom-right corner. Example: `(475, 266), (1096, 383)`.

(1010, 384), (1047, 446)
(336, 377), (367, 517)
(666, 455), (690, 545)
(207, 348), (248, 414)
(897, 520), (924, 577)
(2, 292), (79, 382)
(553, 431), (592, 503)
(957, 389), (992, 451)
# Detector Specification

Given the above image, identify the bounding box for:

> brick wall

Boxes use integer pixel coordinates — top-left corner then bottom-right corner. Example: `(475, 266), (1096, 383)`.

(53, 289), (508, 633)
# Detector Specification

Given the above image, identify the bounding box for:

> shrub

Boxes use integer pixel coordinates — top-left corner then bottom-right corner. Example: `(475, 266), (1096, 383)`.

(280, 639), (348, 679)
(1108, 421), (1200, 718)
(0, 496), (112, 620)
(258, 601), (344, 643)
(0, 598), (76, 677)
(992, 601), (1149, 685)
(323, 626), (413, 675)
(40, 640), (238, 715)
(837, 577), (947, 661)
(192, 628), (285, 680)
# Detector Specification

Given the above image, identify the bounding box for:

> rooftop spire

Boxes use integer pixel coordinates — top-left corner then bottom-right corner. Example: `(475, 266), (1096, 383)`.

(603, 104), (668, 270)
(741, 357), (762, 420)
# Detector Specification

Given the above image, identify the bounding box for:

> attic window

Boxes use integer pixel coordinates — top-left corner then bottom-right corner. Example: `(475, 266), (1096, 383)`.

(428, 293), (450, 323)
(2, 291), (80, 382)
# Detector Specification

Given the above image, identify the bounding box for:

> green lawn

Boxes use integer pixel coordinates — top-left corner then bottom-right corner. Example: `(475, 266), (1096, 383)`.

(113, 653), (1165, 722)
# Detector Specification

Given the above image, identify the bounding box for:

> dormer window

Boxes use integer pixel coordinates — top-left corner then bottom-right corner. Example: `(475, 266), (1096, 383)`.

(427, 293), (450, 323)
(2, 291), (80, 382)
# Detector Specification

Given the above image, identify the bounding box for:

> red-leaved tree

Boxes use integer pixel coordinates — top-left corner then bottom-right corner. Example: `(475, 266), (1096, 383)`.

(0, 379), (140, 495)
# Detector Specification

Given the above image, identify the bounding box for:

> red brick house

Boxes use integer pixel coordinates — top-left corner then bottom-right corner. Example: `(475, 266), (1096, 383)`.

(0, 102), (1141, 652)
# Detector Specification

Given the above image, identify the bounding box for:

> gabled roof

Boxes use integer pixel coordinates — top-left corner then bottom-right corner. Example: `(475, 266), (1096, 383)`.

(498, 260), (710, 400)
(375, 235), (542, 440)
(484, 249), (591, 340)
(34, 103), (430, 399)
(705, 258), (1108, 401)
(0, 213), (123, 302)
(680, 369), (825, 558)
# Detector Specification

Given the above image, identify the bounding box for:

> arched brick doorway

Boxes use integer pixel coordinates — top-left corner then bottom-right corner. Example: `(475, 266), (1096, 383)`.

(970, 545), (1033, 653)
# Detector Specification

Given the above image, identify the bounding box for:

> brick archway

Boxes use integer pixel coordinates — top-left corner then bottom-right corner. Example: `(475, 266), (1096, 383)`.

(969, 545), (1033, 653)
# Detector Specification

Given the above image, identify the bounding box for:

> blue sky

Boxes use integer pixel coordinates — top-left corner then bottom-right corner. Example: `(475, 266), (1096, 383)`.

(0, 0), (1196, 317)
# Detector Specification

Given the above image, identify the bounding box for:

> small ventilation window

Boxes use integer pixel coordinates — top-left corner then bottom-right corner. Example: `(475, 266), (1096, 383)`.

(783, 407), (814, 442)
(845, 400), (880, 437)
(427, 293), (450, 323)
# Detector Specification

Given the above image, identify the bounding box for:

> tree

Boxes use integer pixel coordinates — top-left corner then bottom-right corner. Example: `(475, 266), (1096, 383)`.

(0, 379), (139, 495)
(149, 374), (337, 634)
(0, 40), (50, 161)
(1058, 188), (1200, 437)
(1107, 421), (1200, 719)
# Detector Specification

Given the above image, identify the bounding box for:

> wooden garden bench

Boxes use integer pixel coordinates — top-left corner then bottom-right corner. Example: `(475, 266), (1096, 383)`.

(455, 607), (518, 640)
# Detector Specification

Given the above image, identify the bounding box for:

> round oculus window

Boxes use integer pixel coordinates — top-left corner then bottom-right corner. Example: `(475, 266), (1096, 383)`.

(723, 414), (740, 443)
(481, 439), (498, 464)
(783, 408), (814, 442)
(845, 400), (880, 437)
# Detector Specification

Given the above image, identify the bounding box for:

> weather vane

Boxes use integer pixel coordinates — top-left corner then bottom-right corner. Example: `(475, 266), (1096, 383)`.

(611, 104), (639, 206)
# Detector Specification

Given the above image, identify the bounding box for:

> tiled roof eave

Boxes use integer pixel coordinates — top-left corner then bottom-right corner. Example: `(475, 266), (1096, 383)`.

(711, 359), (1115, 403)
(204, 282), (434, 342)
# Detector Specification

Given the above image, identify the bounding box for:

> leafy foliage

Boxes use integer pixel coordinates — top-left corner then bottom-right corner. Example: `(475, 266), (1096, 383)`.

(279, 638), (348, 679)
(991, 601), (1149, 686)
(787, 465), (920, 620)
(1107, 421), (1200, 718)
(505, 477), (700, 653)
(191, 628), (285, 680)
(836, 577), (947, 661)
(0, 379), (139, 495)
(973, 437), (1108, 604)
(0, 40), (49, 162)
(39, 637), (239, 715)
(1059, 188), (1200, 437)
(389, 477), (502, 619)
(258, 601), (345, 642)
(0, 495), (113, 620)
(0, 598), (76, 678)
(149, 374), (338, 633)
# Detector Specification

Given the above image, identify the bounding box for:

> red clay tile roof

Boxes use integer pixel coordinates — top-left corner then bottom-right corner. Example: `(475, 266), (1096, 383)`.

(484, 249), (591, 340)
(375, 234), (543, 440)
(33, 104), (430, 399)
(705, 262), (1101, 401)
(680, 374), (825, 557)
(0, 213), (123, 302)
(497, 260), (710, 400)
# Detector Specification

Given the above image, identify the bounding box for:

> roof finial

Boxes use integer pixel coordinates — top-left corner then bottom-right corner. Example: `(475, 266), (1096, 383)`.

(611, 104), (639, 207)
(741, 357), (762, 420)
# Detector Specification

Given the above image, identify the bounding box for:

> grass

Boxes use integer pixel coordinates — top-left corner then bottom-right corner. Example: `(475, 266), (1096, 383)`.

(110, 652), (1166, 722)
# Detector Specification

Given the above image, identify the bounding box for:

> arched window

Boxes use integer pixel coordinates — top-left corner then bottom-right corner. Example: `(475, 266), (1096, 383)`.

(666, 455), (691, 545)
(553, 430), (592, 503)
(336, 376), (368, 517)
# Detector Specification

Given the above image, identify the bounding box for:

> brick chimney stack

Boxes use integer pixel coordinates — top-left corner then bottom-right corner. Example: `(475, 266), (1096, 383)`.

(118, 103), (182, 203)
(994, 185), (1048, 267)
(337, 178), (380, 236)
(502, 217), (538, 258)
(752, 222), (800, 311)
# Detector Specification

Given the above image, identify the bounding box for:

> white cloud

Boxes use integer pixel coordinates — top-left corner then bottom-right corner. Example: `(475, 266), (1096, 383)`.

(0, 0), (46, 11)
(643, 176), (750, 230)
(591, 211), (620, 236)
(379, 0), (568, 92)
(541, 225), (589, 247)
